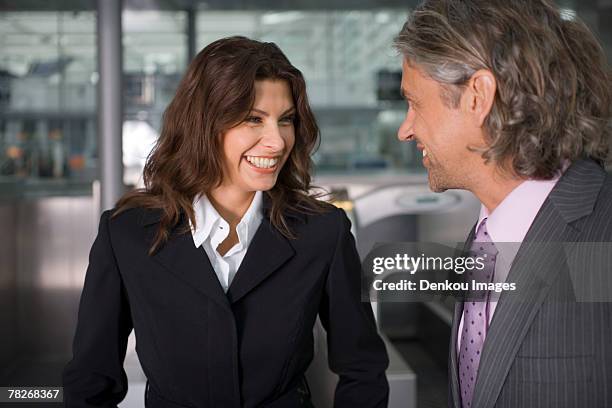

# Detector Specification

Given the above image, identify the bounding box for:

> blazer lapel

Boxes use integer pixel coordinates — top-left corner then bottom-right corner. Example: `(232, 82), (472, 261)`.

(138, 193), (302, 308)
(226, 218), (295, 304)
(470, 158), (606, 408)
(141, 210), (231, 311)
(471, 211), (576, 408)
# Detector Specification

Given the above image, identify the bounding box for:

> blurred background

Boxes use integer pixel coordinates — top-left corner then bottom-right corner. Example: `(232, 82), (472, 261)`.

(0, 0), (610, 407)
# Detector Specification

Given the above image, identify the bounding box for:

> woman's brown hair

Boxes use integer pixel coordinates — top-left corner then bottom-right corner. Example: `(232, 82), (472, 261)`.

(112, 36), (329, 255)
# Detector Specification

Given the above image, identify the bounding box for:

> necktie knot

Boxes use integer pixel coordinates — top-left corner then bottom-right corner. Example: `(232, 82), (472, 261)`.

(469, 218), (498, 282)
(471, 218), (498, 259)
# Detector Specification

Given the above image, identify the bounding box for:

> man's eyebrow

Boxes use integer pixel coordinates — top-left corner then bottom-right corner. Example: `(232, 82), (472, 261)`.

(251, 107), (296, 116)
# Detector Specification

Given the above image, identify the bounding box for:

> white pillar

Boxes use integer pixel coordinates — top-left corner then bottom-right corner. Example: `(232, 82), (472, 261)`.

(97, 0), (124, 212)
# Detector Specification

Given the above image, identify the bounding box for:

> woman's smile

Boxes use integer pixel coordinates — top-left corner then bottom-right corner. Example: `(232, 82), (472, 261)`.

(244, 155), (281, 173)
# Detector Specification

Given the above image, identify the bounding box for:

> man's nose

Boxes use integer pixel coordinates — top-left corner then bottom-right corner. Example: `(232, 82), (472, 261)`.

(397, 114), (415, 141)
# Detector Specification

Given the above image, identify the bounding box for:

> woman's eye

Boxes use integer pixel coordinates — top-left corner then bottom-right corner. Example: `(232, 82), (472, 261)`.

(246, 116), (262, 124)
(279, 116), (295, 125)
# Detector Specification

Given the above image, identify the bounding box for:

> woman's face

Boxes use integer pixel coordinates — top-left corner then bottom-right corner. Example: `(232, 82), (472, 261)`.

(221, 79), (296, 193)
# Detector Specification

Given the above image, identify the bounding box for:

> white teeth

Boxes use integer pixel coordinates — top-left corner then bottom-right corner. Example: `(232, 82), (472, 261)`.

(423, 149), (428, 157)
(246, 156), (279, 169)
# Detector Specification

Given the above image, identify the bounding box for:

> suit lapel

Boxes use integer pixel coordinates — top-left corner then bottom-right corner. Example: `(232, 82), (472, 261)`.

(226, 218), (295, 304)
(139, 193), (301, 308)
(470, 159), (606, 408)
(471, 206), (577, 408)
(141, 210), (231, 310)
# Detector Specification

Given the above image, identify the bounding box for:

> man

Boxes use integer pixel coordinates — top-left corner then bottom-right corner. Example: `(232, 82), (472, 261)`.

(394, 1), (611, 407)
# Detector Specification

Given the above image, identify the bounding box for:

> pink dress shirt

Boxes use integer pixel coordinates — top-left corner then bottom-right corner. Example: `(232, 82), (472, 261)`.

(457, 175), (562, 352)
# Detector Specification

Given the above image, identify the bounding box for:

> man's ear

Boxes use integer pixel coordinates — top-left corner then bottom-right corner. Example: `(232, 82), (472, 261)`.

(463, 69), (496, 127)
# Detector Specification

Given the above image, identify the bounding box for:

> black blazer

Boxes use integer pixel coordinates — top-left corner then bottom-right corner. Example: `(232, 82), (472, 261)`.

(62, 197), (389, 408)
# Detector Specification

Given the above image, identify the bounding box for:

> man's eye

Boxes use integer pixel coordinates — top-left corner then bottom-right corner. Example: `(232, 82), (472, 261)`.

(246, 116), (262, 124)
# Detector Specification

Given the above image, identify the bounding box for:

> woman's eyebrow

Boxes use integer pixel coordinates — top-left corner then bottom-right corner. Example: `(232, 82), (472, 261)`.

(251, 107), (296, 116)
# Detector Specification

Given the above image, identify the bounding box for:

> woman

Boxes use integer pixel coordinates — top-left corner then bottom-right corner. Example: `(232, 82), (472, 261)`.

(62, 36), (389, 408)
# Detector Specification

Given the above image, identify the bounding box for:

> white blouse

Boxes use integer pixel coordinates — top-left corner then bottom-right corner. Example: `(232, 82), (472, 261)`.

(189, 191), (263, 292)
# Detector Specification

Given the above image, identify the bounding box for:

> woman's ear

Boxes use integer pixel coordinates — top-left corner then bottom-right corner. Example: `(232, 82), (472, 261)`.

(463, 69), (497, 127)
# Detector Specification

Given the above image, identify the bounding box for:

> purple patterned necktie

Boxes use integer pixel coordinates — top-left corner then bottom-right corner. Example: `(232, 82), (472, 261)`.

(459, 218), (498, 408)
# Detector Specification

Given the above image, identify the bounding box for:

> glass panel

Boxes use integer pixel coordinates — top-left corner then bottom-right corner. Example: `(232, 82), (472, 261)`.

(0, 11), (97, 196)
(122, 10), (186, 187)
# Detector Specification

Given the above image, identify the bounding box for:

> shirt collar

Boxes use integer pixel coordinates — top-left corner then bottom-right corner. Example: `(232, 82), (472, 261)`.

(477, 161), (569, 245)
(235, 190), (263, 248)
(476, 175), (561, 268)
(477, 177), (560, 244)
(190, 190), (263, 249)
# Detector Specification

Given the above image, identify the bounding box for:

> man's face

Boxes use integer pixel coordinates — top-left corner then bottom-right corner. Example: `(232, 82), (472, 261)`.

(397, 59), (482, 192)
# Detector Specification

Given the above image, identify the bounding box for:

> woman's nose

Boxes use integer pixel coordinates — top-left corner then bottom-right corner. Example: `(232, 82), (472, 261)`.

(261, 124), (286, 151)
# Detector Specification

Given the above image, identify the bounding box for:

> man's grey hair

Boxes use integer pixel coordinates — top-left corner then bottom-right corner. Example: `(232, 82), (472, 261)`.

(394, 0), (611, 179)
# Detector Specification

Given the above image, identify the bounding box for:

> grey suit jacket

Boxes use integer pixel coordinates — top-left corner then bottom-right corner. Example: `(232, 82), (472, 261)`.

(449, 158), (612, 408)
